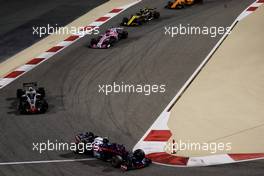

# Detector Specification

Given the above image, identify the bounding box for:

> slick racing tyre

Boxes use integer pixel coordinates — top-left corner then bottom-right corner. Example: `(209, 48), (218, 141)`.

(107, 36), (116, 48)
(16, 89), (24, 98)
(153, 11), (160, 19)
(90, 38), (98, 48)
(111, 155), (123, 168)
(18, 100), (29, 114)
(165, 1), (173, 8)
(177, 4), (185, 9)
(37, 99), (48, 113)
(37, 87), (45, 97)
(143, 158), (152, 166)
(136, 18), (143, 25)
(74, 143), (82, 154)
(133, 149), (145, 161)
(119, 31), (128, 39)
(195, 0), (203, 4)
(121, 17), (129, 26)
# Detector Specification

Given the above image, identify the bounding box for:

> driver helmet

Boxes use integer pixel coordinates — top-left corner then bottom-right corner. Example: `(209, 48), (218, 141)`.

(106, 29), (111, 33)
(85, 132), (94, 138)
(103, 138), (109, 144)
(28, 87), (34, 92)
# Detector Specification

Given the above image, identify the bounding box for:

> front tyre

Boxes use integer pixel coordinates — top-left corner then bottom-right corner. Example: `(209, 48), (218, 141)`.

(119, 31), (128, 39)
(111, 155), (123, 168)
(133, 149), (145, 161)
(153, 11), (160, 19)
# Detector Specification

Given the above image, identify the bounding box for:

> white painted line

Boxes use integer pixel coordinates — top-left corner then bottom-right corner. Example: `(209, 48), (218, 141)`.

(104, 13), (117, 18)
(37, 52), (56, 59)
(237, 11), (252, 21)
(135, 141), (167, 154)
(16, 64), (35, 72)
(0, 158), (96, 166)
(188, 154), (234, 167)
(89, 21), (105, 27)
(56, 41), (73, 47)
(0, 78), (14, 87)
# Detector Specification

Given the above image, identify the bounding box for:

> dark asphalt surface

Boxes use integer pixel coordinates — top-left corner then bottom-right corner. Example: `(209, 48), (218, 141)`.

(1, 0), (263, 175)
(0, 0), (108, 62)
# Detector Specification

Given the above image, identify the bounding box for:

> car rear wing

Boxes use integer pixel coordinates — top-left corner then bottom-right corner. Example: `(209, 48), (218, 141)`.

(23, 82), (37, 88)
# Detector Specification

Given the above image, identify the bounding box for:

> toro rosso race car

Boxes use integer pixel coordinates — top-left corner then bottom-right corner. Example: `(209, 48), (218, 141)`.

(89, 27), (128, 49)
(74, 132), (151, 171)
(165, 0), (203, 9)
(121, 8), (160, 26)
(16, 82), (48, 114)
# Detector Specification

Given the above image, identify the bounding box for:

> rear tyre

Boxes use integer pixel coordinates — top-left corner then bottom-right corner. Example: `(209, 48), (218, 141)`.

(153, 11), (160, 19)
(165, 1), (172, 8)
(144, 158), (152, 165)
(111, 155), (123, 168)
(18, 101), (28, 114)
(177, 4), (185, 9)
(16, 89), (24, 98)
(38, 99), (48, 113)
(74, 143), (82, 154)
(137, 18), (144, 25)
(108, 37), (116, 47)
(119, 31), (128, 39)
(195, 0), (203, 4)
(121, 17), (129, 26)
(90, 38), (98, 47)
(37, 87), (45, 97)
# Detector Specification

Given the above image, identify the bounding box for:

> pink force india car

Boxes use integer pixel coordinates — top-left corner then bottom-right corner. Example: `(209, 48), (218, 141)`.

(89, 27), (128, 49)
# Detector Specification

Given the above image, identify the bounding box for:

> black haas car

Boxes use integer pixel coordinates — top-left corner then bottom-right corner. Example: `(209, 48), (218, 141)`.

(16, 82), (48, 114)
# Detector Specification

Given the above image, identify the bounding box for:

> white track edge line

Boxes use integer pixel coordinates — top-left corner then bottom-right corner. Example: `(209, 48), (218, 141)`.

(0, 158), (96, 166)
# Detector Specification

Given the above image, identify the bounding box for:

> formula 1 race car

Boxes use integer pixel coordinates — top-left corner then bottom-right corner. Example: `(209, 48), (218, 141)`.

(165, 0), (203, 9)
(74, 132), (151, 171)
(89, 27), (128, 49)
(16, 82), (48, 114)
(120, 8), (160, 26)
(74, 132), (97, 154)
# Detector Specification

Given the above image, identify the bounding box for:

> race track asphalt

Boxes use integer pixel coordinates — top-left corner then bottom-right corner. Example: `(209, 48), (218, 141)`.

(0, 0), (263, 175)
